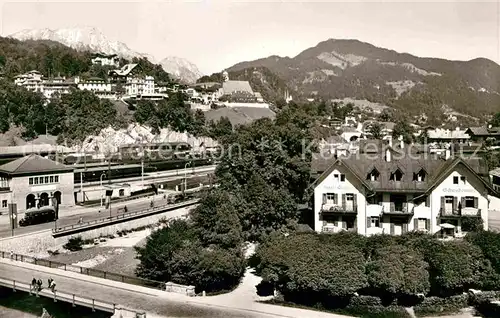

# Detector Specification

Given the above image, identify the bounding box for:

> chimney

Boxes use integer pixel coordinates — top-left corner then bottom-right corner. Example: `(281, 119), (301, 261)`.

(388, 137), (393, 148)
(385, 148), (391, 162)
(445, 149), (451, 160)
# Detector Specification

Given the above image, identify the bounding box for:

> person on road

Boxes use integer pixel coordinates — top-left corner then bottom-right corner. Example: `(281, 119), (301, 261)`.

(31, 277), (37, 291)
(37, 279), (42, 291)
(47, 277), (53, 287)
(9, 250), (13, 260)
(150, 200), (154, 208)
(123, 205), (128, 213)
(78, 217), (83, 224)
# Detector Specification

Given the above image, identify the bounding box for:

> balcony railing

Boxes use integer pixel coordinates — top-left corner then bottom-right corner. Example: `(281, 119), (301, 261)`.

(383, 203), (414, 215)
(440, 208), (481, 217)
(321, 226), (357, 233)
(320, 203), (357, 214)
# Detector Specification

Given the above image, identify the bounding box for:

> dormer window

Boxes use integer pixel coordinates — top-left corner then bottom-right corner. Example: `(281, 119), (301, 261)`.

(390, 169), (403, 182)
(367, 169), (380, 181)
(413, 169), (426, 182)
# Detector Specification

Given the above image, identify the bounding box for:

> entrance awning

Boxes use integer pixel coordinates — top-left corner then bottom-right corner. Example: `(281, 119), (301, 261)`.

(439, 223), (455, 229)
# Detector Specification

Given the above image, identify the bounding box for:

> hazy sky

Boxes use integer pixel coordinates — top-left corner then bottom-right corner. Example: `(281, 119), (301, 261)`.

(0, 0), (499, 75)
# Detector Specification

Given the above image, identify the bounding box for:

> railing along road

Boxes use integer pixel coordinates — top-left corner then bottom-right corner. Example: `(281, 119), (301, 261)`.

(53, 198), (200, 233)
(0, 251), (165, 292)
(0, 275), (146, 316)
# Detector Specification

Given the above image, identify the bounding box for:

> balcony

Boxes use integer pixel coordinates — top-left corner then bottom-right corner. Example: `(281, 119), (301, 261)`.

(320, 203), (357, 215)
(440, 208), (481, 218)
(382, 203), (414, 216)
(322, 225), (357, 234)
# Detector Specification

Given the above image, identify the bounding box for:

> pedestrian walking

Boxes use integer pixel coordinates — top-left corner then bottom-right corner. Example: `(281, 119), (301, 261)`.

(123, 205), (128, 213)
(37, 279), (42, 291)
(78, 217), (83, 224)
(47, 277), (53, 287)
(50, 281), (56, 293)
(31, 277), (37, 291)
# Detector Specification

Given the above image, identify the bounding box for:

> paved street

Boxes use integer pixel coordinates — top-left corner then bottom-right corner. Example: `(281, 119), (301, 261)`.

(0, 259), (349, 318)
(0, 194), (179, 238)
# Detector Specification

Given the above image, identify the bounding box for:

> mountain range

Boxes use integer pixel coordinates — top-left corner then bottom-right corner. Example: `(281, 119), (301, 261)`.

(226, 39), (500, 121)
(9, 26), (203, 83)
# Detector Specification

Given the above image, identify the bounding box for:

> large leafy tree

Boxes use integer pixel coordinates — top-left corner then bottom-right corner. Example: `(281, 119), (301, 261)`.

(190, 189), (243, 249)
(366, 245), (430, 295)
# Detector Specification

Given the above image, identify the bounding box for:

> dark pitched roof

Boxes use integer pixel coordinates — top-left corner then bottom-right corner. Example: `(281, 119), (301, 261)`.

(205, 107), (275, 126)
(311, 152), (492, 194)
(0, 154), (72, 175)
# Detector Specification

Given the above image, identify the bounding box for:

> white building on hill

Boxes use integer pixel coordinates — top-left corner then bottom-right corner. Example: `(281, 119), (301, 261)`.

(91, 53), (119, 67)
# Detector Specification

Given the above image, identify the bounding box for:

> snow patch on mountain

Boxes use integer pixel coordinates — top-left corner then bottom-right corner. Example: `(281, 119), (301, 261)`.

(317, 51), (367, 69)
(380, 62), (441, 76)
(9, 26), (153, 61)
(159, 56), (204, 84)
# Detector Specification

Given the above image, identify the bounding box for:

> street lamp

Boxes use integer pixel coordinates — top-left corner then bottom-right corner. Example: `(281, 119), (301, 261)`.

(100, 173), (106, 207)
(183, 161), (191, 194)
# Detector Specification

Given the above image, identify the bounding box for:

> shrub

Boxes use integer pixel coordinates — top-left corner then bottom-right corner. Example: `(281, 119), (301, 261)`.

(468, 291), (500, 306)
(466, 231), (500, 274)
(414, 294), (469, 317)
(366, 245), (430, 296)
(461, 217), (483, 232)
(63, 236), (84, 251)
(345, 296), (411, 318)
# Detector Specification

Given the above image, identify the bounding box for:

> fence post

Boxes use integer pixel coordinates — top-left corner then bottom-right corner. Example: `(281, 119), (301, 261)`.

(92, 299), (95, 312)
(12, 280), (15, 292)
(72, 294), (75, 307)
(49, 261), (52, 268)
(21, 255), (23, 262)
(53, 290), (57, 302)
(104, 272), (106, 279)
(64, 264), (67, 271)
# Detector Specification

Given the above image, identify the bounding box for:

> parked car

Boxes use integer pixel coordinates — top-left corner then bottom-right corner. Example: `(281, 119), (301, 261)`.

(19, 207), (56, 227)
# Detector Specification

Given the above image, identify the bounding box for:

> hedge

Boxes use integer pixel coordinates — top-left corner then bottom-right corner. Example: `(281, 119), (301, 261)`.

(343, 296), (412, 318)
(470, 291), (500, 318)
(414, 294), (469, 317)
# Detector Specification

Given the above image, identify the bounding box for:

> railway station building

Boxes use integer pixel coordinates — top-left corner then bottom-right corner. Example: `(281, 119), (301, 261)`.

(0, 154), (75, 214)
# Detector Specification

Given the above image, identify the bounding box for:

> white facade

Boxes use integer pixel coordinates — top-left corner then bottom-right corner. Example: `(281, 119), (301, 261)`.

(314, 158), (490, 237)
(125, 76), (155, 96)
(77, 78), (112, 92)
(91, 54), (119, 67)
(14, 71), (44, 93)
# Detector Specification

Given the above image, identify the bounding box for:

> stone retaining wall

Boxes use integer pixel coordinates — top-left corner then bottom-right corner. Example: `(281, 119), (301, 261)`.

(165, 281), (195, 297)
(0, 206), (194, 255)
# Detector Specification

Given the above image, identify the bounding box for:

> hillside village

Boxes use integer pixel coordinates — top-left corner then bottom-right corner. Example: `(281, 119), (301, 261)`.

(4, 19), (500, 318)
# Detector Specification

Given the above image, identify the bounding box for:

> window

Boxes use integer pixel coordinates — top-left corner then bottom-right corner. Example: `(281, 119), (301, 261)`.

(390, 169), (403, 181)
(44, 176), (49, 184)
(334, 174), (339, 181)
(29, 178), (33, 185)
(55, 176), (59, 183)
(370, 217), (380, 227)
(417, 218), (427, 230)
(50, 176), (54, 183)
(34, 177), (39, 185)
(325, 193), (336, 204)
(119, 189), (125, 197)
(346, 193), (354, 201)
(340, 174), (346, 182)
(2, 200), (6, 208)
(367, 169), (380, 181)
(413, 169), (426, 182)
(460, 176), (466, 184)
(445, 196), (454, 204)
(465, 196), (475, 208)
(453, 176), (459, 184)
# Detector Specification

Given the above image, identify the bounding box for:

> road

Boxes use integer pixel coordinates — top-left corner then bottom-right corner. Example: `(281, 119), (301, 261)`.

(0, 261), (274, 318)
(0, 195), (177, 238)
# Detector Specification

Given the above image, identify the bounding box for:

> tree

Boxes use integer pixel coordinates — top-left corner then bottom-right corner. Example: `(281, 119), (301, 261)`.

(190, 189), (243, 249)
(208, 117), (233, 140)
(368, 122), (384, 140)
(134, 100), (157, 125)
(239, 174), (298, 241)
(425, 240), (491, 295)
(489, 112), (500, 127)
(392, 118), (414, 144)
(366, 245), (430, 295)
(255, 233), (367, 302)
(135, 219), (196, 282)
(379, 109), (395, 122)
(189, 109), (206, 136)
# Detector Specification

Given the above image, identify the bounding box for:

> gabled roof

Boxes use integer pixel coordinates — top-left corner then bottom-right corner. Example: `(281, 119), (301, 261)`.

(109, 64), (138, 77)
(311, 153), (495, 195)
(0, 154), (72, 175)
(222, 80), (254, 95)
